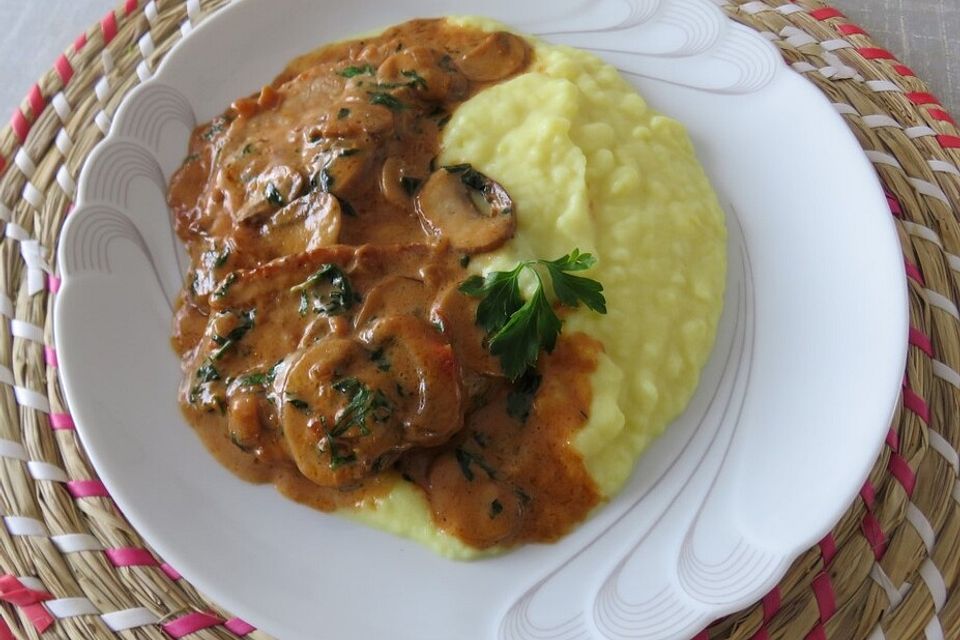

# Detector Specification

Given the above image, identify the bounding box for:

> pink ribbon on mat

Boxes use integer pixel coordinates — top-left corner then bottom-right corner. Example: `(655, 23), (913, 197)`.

(0, 575), (54, 634)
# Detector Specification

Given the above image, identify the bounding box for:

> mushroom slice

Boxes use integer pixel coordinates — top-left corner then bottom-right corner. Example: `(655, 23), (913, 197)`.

(362, 316), (464, 446)
(430, 284), (501, 377)
(278, 316), (463, 488)
(235, 165), (304, 222)
(456, 32), (528, 82)
(354, 275), (431, 328)
(278, 337), (404, 488)
(415, 165), (516, 254)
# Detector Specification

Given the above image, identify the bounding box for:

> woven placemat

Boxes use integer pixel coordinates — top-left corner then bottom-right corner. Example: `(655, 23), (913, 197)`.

(0, 0), (957, 638)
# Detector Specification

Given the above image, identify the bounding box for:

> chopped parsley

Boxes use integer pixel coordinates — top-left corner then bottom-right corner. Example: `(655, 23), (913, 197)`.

(265, 181), (285, 207)
(506, 370), (542, 423)
(330, 377), (392, 437)
(489, 499), (504, 518)
(400, 69), (428, 90)
(337, 107), (351, 119)
(338, 63), (376, 78)
(368, 91), (407, 111)
(290, 264), (355, 316)
(211, 272), (238, 300)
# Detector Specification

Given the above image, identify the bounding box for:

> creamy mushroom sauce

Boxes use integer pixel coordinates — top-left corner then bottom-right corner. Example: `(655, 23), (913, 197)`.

(169, 19), (600, 549)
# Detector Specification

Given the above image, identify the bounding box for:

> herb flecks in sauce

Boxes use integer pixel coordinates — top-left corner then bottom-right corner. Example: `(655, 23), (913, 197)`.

(168, 19), (602, 550)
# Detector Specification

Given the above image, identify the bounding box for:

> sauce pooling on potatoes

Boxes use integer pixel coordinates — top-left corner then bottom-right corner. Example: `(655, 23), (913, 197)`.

(169, 18), (600, 549)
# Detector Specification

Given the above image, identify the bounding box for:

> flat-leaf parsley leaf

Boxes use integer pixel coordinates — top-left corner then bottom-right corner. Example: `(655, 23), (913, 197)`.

(459, 249), (606, 379)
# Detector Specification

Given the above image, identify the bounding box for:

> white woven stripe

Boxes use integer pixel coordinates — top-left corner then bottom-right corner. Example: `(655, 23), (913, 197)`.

(186, 0), (201, 21)
(26, 461), (68, 483)
(868, 80), (902, 93)
(4, 516), (48, 536)
(740, 1), (769, 14)
(95, 111), (112, 135)
(0, 292), (12, 318)
(910, 178), (951, 205)
(792, 62), (817, 73)
(52, 92), (72, 122)
(906, 126), (938, 139)
(902, 221), (944, 248)
(906, 503), (936, 553)
(94, 76), (110, 103)
(5, 221), (30, 241)
(102, 608), (160, 631)
(928, 429), (960, 473)
(46, 597), (99, 618)
(777, 3), (803, 14)
(55, 129), (74, 156)
(51, 533), (103, 553)
(758, 31), (778, 42)
(821, 38), (852, 51)
(867, 625), (886, 640)
(0, 439), (27, 461)
(11, 319), (44, 343)
(138, 33), (155, 58)
(870, 563), (907, 607)
(14, 148), (36, 179)
(866, 149), (902, 168)
(835, 102), (860, 116)
(919, 558), (947, 611)
(101, 50), (114, 74)
(932, 360), (960, 389)
(925, 617), (945, 640)
(863, 114), (901, 129)
(180, 21), (194, 37)
(14, 386), (51, 413)
(145, 0), (158, 24)
(0, 365), (13, 386)
(56, 166), (77, 198)
(20, 238), (48, 296)
(924, 289), (960, 320)
(927, 160), (960, 178)
(136, 60), (153, 82)
(782, 30), (816, 47)
(17, 576), (44, 591)
(22, 182), (44, 209)
(946, 253), (960, 274)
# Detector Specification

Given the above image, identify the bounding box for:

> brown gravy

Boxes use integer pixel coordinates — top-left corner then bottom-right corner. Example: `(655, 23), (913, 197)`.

(168, 18), (600, 549)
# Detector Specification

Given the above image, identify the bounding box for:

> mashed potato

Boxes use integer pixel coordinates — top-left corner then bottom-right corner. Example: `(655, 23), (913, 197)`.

(349, 19), (727, 557)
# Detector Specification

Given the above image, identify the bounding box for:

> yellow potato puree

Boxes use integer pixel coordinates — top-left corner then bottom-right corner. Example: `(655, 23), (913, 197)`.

(347, 19), (727, 558)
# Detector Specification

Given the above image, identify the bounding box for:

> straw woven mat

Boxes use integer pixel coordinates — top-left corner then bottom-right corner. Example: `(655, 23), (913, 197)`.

(0, 0), (957, 638)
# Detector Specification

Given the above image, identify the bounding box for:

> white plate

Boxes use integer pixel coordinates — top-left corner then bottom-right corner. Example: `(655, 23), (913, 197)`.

(54, 1), (908, 638)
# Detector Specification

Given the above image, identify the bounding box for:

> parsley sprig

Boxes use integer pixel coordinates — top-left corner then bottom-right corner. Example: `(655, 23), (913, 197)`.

(459, 249), (606, 380)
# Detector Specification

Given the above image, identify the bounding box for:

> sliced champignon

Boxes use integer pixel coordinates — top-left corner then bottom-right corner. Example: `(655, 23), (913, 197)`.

(377, 47), (467, 102)
(278, 337), (404, 488)
(425, 452), (523, 548)
(430, 284), (502, 377)
(251, 191), (342, 259)
(278, 316), (463, 488)
(361, 315), (463, 446)
(354, 275), (430, 328)
(234, 165), (304, 222)
(380, 157), (422, 208)
(226, 391), (264, 451)
(415, 166), (516, 254)
(456, 32), (528, 82)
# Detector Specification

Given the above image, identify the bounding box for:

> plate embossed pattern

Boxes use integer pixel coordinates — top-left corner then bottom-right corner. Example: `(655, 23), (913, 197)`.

(0, 1), (956, 639)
